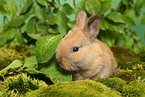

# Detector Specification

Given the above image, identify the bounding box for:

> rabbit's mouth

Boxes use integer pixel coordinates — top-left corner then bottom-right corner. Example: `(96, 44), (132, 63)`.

(59, 57), (71, 70)
(59, 57), (83, 71)
(70, 63), (84, 71)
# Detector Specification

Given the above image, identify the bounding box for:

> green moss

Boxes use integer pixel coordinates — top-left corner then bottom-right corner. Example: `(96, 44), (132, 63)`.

(0, 43), (32, 70)
(96, 77), (145, 97)
(95, 77), (127, 93)
(122, 80), (145, 97)
(139, 48), (145, 62)
(0, 84), (4, 91)
(112, 70), (145, 82)
(111, 46), (141, 69)
(0, 89), (21, 97)
(25, 80), (121, 97)
(2, 73), (47, 95)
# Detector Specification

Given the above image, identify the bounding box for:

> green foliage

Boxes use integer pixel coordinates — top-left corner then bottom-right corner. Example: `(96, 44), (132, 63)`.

(25, 80), (121, 97)
(1, 73), (47, 95)
(0, 0), (144, 48)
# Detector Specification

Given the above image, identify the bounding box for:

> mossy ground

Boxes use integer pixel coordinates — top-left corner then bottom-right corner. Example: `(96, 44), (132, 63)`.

(25, 80), (121, 97)
(1, 45), (145, 96)
(0, 43), (32, 70)
(25, 78), (145, 97)
(0, 73), (47, 97)
(111, 46), (142, 69)
(112, 70), (145, 82)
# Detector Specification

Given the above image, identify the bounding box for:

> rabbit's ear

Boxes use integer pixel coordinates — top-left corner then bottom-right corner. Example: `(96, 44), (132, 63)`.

(84, 14), (100, 39)
(76, 10), (87, 30)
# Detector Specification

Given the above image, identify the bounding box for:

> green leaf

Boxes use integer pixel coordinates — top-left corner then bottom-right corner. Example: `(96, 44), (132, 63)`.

(122, 0), (133, 6)
(57, 11), (69, 33)
(22, 17), (41, 39)
(115, 32), (127, 46)
(24, 56), (38, 69)
(39, 62), (72, 83)
(9, 0), (18, 18)
(141, 13), (145, 24)
(100, 31), (116, 47)
(103, 18), (125, 32)
(36, 25), (48, 35)
(0, 25), (4, 33)
(33, 2), (46, 23)
(99, 0), (112, 14)
(0, 0), (7, 6)
(124, 5), (136, 20)
(0, 60), (22, 72)
(126, 38), (134, 48)
(85, 0), (101, 15)
(21, 0), (33, 14)
(106, 12), (126, 23)
(0, 28), (16, 40)
(13, 30), (24, 44)
(134, 0), (144, 17)
(74, 0), (86, 18)
(8, 14), (30, 27)
(124, 16), (135, 27)
(62, 3), (73, 15)
(47, 13), (57, 25)
(36, 0), (47, 6)
(24, 17), (37, 33)
(100, 18), (106, 30)
(0, 4), (10, 15)
(0, 39), (6, 46)
(67, 21), (76, 29)
(35, 33), (65, 63)
(27, 33), (41, 40)
(22, 17), (37, 34)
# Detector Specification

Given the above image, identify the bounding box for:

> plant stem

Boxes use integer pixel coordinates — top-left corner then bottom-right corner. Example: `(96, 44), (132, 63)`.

(2, 75), (5, 81)
(19, 0), (22, 10)
(3, 16), (8, 24)
(73, 0), (75, 6)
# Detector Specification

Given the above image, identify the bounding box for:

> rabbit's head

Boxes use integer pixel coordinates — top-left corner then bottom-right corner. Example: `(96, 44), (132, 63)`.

(56, 11), (101, 71)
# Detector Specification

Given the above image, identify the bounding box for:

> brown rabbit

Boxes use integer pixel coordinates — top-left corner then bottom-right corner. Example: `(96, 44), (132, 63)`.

(56, 11), (118, 81)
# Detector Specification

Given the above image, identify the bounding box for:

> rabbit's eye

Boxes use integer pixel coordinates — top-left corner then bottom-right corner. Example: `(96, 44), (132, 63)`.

(73, 47), (79, 52)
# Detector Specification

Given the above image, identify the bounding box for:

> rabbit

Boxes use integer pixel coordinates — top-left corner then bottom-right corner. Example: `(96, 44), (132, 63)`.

(56, 10), (118, 81)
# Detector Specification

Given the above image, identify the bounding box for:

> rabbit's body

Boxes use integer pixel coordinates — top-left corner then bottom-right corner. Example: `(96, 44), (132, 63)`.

(56, 11), (118, 81)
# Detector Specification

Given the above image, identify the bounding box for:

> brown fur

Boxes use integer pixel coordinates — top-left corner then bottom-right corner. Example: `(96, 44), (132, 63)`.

(56, 11), (118, 81)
